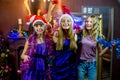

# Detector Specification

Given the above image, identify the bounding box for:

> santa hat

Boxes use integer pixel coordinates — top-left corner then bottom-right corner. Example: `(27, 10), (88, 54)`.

(26, 15), (47, 27)
(26, 15), (36, 26)
(59, 14), (74, 27)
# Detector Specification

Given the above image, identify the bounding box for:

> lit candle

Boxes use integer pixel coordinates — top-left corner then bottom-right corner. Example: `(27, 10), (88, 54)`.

(18, 18), (22, 24)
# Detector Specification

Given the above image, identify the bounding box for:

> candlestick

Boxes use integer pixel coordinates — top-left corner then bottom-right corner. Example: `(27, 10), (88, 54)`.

(18, 18), (22, 24)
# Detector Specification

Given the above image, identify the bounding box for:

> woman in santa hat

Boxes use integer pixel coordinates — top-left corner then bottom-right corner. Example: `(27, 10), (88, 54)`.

(51, 14), (78, 80)
(47, 0), (71, 31)
(20, 15), (54, 80)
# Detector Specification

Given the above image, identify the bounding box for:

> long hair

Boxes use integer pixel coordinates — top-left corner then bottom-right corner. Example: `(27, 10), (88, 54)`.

(82, 16), (103, 40)
(56, 16), (77, 50)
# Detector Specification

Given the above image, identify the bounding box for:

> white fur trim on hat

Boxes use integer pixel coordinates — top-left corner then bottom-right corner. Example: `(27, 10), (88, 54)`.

(59, 14), (74, 27)
(32, 20), (46, 27)
(26, 15), (36, 26)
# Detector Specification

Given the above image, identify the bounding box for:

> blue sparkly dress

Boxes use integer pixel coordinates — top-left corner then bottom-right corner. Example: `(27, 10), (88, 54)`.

(52, 39), (77, 80)
(22, 43), (48, 80)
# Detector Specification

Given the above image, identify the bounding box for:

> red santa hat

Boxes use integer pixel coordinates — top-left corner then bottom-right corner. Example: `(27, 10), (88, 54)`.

(26, 15), (36, 26)
(26, 15), (47, 27)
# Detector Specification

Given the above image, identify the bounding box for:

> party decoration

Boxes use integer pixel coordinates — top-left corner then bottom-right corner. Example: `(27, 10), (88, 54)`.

(72, 15), (85, 31)
(22, 31), (28, 39)
(97, 36), (120, 59)
(8, 29), (20, 40)
(110, 39), (120, 59)
(97, 36), (112, 48)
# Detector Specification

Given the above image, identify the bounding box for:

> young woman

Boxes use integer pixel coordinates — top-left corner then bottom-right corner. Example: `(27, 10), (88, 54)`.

(77, 16), (103, 80)
(52, 14), (77, 80)
(20, 15), (53, 80)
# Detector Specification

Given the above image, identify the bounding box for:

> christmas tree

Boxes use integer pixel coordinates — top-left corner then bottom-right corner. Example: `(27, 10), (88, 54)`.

(0, 35), (12, 80)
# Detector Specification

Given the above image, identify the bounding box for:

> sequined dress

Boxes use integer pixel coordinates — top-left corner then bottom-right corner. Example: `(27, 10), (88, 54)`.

(52, 39), (77, 80)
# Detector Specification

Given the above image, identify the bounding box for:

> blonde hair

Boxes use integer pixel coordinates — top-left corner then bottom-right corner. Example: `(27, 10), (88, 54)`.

(82, 15), (103, 40)
(56, 14), (77, 50)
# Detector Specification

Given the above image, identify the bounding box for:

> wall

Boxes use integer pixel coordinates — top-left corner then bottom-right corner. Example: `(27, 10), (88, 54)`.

(0, 0), (120, 38)
(112, 46), (120, 80)
(0, 0), (28, 37)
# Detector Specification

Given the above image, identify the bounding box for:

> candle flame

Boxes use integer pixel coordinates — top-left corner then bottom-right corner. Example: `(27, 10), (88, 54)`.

(24, 0), (31, 15)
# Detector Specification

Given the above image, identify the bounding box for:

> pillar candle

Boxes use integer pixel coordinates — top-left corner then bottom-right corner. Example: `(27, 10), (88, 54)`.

(18, 18), (22, 24)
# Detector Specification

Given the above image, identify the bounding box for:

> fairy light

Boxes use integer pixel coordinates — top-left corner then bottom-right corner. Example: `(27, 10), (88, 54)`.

(31, 0), (34, 2)
(24, 0), (51, 15)
(43, 0), (46, 2)
(44, 0), (50, 2)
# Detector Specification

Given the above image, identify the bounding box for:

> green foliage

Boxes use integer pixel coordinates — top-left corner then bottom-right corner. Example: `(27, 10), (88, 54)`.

(0, 36), (12, 80)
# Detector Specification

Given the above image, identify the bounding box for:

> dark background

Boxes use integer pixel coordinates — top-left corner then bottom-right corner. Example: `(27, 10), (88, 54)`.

(0, 0), (120, 80)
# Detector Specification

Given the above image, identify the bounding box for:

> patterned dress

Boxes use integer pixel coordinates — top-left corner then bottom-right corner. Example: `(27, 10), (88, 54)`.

(52, 39), (77, 80)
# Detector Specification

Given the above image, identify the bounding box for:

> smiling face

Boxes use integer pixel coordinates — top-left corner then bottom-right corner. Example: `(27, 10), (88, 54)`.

(33, 21), (46, 35)
(85, 17), (93, 30)
(60, 16), (72, 29)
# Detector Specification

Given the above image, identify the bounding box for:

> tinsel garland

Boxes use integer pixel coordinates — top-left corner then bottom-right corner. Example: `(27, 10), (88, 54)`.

(97, 36), (120, 59)
(8, 30), (20, 40)
(110, 39), (120, 59)
(97, 36), (112, 48)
